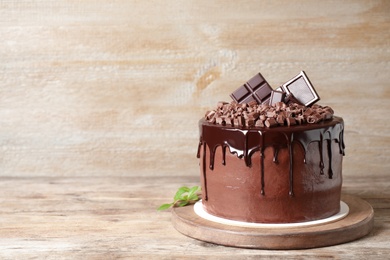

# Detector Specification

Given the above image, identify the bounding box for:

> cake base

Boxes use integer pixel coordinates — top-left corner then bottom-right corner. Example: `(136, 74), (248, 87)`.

(171, 194), (374, 249)
(194, 200), (349, 228)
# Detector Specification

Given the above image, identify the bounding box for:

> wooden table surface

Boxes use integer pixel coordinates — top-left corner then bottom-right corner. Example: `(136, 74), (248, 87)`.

(0, 175), (388, 259)
(1, 1), (389, 259)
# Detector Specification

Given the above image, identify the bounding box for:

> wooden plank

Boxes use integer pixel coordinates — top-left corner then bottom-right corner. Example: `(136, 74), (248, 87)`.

(0, 176), (387, 258)
(0, 1), (389, 178)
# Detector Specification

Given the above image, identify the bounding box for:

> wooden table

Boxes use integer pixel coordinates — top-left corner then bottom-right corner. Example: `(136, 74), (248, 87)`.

(0, 174), (388, 258)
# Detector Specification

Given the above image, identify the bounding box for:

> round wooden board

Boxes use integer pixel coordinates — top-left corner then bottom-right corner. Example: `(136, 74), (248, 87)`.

(171, 194), (374, 249)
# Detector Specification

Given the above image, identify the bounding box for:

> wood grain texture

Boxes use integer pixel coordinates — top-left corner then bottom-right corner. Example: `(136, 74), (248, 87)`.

(1, 0), (389, 178)
(0, 0), (389, 258)
(0, 176), (388, 259)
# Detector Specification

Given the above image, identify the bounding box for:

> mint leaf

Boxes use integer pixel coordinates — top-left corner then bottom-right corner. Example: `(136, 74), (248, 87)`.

(177, 200), (189, 207)
(187, 186), (200, 199)
(157, 203), (174, 211)
(174, 186), (190, 201)
(178, 186), (190, 192)
(158, 185), (202, 211)
(189, 194), (199, 201)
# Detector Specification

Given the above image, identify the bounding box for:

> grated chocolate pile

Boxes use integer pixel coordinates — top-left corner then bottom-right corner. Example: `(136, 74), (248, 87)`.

(205, 100), (334, 128)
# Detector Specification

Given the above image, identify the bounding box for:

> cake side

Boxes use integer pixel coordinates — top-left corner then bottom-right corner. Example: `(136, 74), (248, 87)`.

(197, 117), (344, 223)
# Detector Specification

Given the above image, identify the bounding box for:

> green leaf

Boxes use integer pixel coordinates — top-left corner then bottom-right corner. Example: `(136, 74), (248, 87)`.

(189, 194), (199, 201)
(157, 203), (173, 211)
(157, 185), (202, 211)
(174, 186), (190, 201)
(178, 186), (190, 193)
(177, 200), (189, 207)
(187, 186), (199, 199)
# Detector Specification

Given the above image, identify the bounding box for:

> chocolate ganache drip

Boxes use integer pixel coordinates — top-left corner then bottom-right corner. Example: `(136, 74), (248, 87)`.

(197, 115), (345, 201)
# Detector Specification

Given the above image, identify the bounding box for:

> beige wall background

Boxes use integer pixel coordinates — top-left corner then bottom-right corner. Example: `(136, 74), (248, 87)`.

(1, 1), (389, 181)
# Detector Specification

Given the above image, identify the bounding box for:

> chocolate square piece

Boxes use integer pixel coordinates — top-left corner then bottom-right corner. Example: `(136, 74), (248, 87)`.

(230, 73), (272, 105)
(281, 71), (320, 106)
(269, 90), (286, 106)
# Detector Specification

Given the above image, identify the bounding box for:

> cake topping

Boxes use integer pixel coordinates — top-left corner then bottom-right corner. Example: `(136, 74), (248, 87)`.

(205, 101), (334, 128)
(283, 93), (304, 106)
(230, 73), (273, 105)
(211, 70), (331, 128)
(230, 70), (320, 107)
(269, 90), (286, 105)
(280, 71), (320, 106)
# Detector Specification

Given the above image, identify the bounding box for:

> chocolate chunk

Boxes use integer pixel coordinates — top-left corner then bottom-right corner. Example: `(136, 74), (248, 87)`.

(269, 90), (286, 106)
(276, 114), (285, 125)
(286, 117), (297, 126)
(323, 112), (333, 120)
(296, 115), (306, 124)
(265, 118), (278, 128)
(281, 71), (320, 107)
(205, 110), (216, 120)
(323, 106), (334, 114)
(255, 120), (265, 127)
(208, 115), (216, 123)
(247, 100), (258, 107)
(304, 107), (315, 117)
(250, 112), (260, 120)
(230, 73), (273, 105)
(307, 113), (323, 124)
(245, 118), (255, 127)
(266, 110), (276, 118)
(216, 117), (224, 125)
(275, 102), (287, 111)
(237, 116), (245, 127)
(259, 104), (270, 113)
(225, 117), (233, 125)
(217, 101), (228, 108)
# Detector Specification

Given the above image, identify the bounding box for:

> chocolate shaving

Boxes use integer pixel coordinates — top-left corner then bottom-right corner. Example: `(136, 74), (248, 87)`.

(265, 118), (278, 128)
(286, 117), (297, 126)
(276, 114), (286, 125)
(205, 100), (335, 128)
(307, 113), (322, 124)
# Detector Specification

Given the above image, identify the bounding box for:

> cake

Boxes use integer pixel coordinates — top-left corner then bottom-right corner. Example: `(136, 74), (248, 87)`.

(196, 71), (345, 224)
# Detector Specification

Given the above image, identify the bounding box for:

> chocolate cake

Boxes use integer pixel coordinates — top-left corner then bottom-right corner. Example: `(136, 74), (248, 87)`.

(197, 71), (345, 224)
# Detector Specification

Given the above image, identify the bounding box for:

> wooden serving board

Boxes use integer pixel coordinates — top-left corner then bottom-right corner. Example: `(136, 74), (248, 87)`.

(172, 194), (374, 249)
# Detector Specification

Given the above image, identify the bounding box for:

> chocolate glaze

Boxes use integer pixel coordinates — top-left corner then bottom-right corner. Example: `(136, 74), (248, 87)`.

(197, 117), (345, 223)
